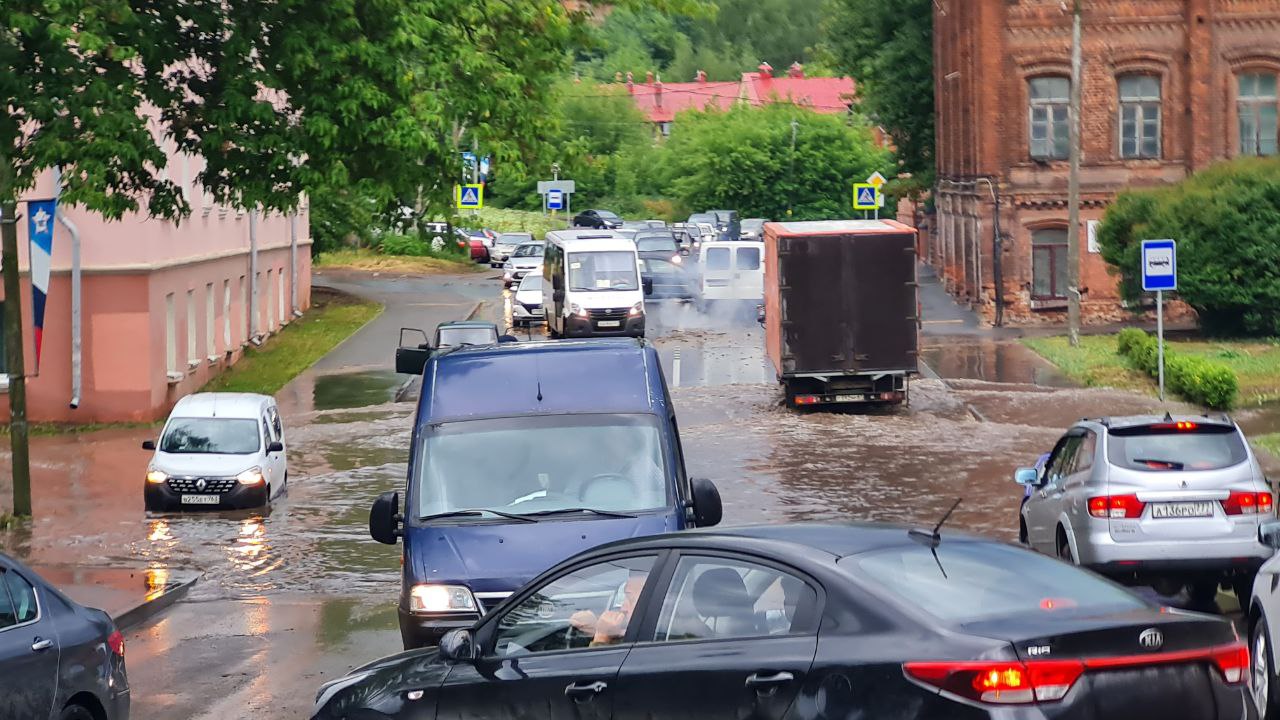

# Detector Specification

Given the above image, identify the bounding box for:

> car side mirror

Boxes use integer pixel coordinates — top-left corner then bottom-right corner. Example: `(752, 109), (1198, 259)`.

(369, 491), (402, 545)
(439, 629), (476, 662)
(267, 441), (284, 453)
(498, 334), (519, 343)
(690, 478), (723, 527)
(1014, 467), (1041, 486)
(1261, 520), (1280, 550)
(643, 277), (654, 296)
(142, 440), (156, 451)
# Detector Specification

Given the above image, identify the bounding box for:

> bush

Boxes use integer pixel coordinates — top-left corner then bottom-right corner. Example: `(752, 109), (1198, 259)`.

(1115, 330), (1239, 409)
(376, 233), (432, 256)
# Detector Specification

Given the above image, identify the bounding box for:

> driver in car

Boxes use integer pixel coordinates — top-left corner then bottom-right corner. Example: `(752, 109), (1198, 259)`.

(581, 426), (665, 505)
(569, 570), (648, 647)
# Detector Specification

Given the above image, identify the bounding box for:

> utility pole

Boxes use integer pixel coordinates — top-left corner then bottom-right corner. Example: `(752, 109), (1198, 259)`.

(0, 160), (32, 516)
(788, 119), (798, 217)
(1066, 0), (1083, 346)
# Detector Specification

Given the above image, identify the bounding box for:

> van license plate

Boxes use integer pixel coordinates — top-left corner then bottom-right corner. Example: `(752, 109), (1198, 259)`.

(1151, 502), (1214, 519)
(597, 320), (621, 328)
(835, 395), (861, 402)
(181, 494), (221, 505)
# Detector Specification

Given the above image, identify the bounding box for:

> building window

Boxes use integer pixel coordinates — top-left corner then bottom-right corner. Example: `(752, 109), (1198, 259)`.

(1239, 72), (1278, 156)
(658, 121), (672, 137)
(223, 280), (232, 349)
(1029, 77), (1070, 160)
(1031, 228), (1069, 300)
(165, 293), (177, 373)
(1119, 75), (1161, 159)
(205, 282), (215, 357)
(186, 289), (198, 364)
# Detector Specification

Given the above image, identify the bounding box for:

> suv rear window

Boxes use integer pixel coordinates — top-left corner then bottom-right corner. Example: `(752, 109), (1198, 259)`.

(1106, 423), (1248, 472)
(847, 542), (1143, 624)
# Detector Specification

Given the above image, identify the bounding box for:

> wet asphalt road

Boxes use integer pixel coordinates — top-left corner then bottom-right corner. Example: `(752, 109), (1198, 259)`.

(3, 266), (1279, 718)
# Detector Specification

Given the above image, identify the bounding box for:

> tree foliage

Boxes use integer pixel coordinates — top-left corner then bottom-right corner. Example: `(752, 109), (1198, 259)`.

(822, 0), (935, 183)
(1097, 157), (1280, 336)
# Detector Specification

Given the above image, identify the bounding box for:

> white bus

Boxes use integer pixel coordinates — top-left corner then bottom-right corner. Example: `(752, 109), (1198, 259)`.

(543, 231), (647, 338)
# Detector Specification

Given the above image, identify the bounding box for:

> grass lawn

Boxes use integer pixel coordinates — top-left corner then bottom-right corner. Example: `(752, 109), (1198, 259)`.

(1253, 433), (1280, 459)
(1023, 334), (1280, 405)
(202, 287), (381, 396)
(314, 248), (478, 275)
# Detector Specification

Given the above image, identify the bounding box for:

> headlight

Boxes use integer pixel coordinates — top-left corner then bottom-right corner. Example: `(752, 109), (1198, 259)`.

(315, 671), (374, 714)
(409, 584), (477, 613)
(503, 262), (513, 270)
(570, 303), (589, 318)
(236, 467), (266, 485)
(146, 469), (168, 484)
(671, 254), (682, 265)
(628, 302), (644, 317)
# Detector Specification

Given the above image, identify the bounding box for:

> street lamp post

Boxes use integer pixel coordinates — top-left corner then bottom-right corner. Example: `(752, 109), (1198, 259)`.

(1066, 0), (1083, 346)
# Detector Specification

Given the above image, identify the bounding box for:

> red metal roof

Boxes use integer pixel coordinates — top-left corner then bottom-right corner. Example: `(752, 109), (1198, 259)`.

(628, 80), (741, 123)
(740, 73), (856, 114)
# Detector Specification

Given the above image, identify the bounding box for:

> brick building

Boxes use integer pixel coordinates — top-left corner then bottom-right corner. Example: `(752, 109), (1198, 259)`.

(931, 0), (1280, 325)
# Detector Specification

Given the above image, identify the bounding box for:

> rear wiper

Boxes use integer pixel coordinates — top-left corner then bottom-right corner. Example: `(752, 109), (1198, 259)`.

(522, 507), (637, 519)
(1133, 458), (1185, 470)
(422, 509), (538, 523)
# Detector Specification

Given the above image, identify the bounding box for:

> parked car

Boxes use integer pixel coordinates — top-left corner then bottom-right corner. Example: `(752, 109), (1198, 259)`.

(1016, 415), (1273, 607)
(466, 235), (490, 264)
(435, 321), (501, 350)
(502, 241), (544, 287)
(510, 274), (545, 327)
(739, 218), (767, 240)
(0, 554), (130, 720)
(634, 229), (685, 265)
(1247, 520), (1280, 718)
(379, 339), (723, 649)
(572, 209), (622, 229)
(314, 522), (1249, 720)
(490, 232), (532, 269)
(639, 257), (697, 301)
(143, 393), (288, 512)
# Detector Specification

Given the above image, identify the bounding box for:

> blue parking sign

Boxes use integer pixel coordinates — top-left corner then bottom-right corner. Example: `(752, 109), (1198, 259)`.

(1141, 239), (1176, 292)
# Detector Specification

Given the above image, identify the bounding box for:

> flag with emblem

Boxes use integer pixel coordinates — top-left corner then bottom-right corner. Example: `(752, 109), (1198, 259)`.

(27, 198), (56, 372)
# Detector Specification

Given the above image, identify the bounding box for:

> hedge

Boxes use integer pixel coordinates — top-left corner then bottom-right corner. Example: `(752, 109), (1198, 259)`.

(1115, 329), (1239, 409)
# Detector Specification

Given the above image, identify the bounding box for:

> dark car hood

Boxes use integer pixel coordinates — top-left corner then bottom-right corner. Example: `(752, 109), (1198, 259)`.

(405, 513), (678, 592)
(318, 648), (448, 718)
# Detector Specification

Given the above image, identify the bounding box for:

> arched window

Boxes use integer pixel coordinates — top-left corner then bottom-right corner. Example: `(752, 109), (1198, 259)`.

(1032, 229), (1069, 301)
(1118, 75), (1161, 159)
(1029, 77), (1070, 160)
(1239, 72), (1278, 156)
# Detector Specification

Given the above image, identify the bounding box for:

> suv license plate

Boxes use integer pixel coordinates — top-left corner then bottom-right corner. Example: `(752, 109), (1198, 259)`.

(597, 320), (621, 328)
(181, 494), (221, 505)
(1151, 502), (1214, 519)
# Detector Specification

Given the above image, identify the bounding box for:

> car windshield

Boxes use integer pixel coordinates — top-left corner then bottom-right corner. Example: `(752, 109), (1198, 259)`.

(160, 418), (260, 455)
(416, 414), (669, 518)
(569, 251), (639, 291)
(641, 258), (682, 276)
(518, 275), (543, 292)
(596, 211), (619, 221)
(513, 244), (544, 258)
(847, 541), (1145, 624)
(1106, 423), (1248, 471)
(636, 234), (677, 253)
(437, 327), (496, 347)
(499, 233), (532, 245)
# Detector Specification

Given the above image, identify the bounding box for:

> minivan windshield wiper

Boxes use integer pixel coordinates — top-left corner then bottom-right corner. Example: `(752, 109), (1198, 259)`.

(522, 507), (637, 519)
(1132, 458), (1185, 470)
(421, 509), (539, 523)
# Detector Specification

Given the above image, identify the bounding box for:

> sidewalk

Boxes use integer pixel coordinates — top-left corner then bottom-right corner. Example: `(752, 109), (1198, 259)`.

(33, 564), (199, 630)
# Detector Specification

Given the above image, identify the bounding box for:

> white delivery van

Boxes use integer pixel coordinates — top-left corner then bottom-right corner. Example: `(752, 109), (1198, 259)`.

(699, 240), (765, 303)
(543, 230), (647, 338)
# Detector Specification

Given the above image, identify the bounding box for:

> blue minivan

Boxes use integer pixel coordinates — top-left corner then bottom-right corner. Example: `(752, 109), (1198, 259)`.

(373, 338), (723, 649)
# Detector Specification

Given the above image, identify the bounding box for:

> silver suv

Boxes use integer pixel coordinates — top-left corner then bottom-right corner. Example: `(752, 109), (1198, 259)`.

(1016, 414), (1274, 607)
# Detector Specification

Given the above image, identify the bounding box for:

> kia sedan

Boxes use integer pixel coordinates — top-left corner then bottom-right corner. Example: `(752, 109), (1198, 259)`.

(313, 523), (1248, 719)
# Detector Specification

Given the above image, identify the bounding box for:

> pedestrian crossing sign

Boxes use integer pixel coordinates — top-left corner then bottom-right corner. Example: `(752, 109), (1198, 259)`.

(853, 183), (878, 211)
(456, 184), (484, 210)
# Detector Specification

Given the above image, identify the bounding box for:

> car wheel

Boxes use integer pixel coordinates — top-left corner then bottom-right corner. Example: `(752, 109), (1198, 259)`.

(59, 704), (94, 720)
(1256, 616), (1278, 720)
(1056, 528), (1074, 564)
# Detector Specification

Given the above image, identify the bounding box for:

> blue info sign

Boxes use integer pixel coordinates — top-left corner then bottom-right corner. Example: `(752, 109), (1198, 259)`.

(1141, 239), (1176, 292)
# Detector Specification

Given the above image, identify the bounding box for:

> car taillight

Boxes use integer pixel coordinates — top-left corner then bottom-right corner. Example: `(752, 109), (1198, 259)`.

(1223, 490), (1272, 515)
(793, 395), (820, 405)
(904, 660), (1084, 704)
(107, 630), (125, 657)
(1088, 494), (1145, 519)
(1211, 643), (1249, 685)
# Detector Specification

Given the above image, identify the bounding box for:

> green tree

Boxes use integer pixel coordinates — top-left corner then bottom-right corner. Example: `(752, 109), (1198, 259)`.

(659, 105), (891, 219)
(822, 0), (935, 183)
(1097, 157), (1280, 336)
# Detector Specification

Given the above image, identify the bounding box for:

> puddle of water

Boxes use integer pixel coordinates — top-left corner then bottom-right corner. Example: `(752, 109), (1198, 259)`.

(921, 340), (1074, 388)
(312, 370), (405, 411)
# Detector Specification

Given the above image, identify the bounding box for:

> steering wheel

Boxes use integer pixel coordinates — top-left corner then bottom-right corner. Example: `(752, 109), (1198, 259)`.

(578, 473), (638, 502)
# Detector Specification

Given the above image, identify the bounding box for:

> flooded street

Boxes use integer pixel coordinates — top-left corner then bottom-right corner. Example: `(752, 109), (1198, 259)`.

(0, 271), (1256, 719)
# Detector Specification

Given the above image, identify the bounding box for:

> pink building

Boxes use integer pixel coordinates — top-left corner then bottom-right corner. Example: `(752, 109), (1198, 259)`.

(0, 156), (312, 423)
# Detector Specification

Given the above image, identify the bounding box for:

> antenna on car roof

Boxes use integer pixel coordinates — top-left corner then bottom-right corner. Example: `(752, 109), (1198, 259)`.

(536, 380), (543, 402)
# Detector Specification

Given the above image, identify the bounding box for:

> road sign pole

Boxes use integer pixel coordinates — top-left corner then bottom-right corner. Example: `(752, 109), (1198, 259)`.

(1157, 289), (1165, 402)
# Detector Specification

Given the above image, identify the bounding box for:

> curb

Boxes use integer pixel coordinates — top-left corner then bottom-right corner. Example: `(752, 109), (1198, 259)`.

(113, 573), (200, 631)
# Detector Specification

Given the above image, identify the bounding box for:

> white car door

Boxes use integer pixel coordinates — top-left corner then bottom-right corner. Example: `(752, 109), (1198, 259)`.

(701, 245), (733, 300)
(729, 243), (764, 301)
(1024, 434), (1080, 553)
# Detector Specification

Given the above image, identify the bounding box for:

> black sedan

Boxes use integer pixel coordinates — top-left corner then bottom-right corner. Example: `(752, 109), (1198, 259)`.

(0, 554), (129, 720)
(572, 209), (622, 229)
(640, 257), (696, 301)
(312, 523), (1249, 719)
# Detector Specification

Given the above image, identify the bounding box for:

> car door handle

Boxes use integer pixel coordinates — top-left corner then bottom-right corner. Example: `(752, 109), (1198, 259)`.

(745, 671), (794, 690)
(564, 680), (607, 701)
(31, 638), (53, 652)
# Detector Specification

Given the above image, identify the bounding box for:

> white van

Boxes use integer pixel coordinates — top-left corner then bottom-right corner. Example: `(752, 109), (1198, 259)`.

(543, 230), (646, 338)
(699, 240), (764, 303)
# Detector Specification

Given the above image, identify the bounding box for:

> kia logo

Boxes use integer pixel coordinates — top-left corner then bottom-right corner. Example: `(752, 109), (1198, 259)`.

(1138, 628), (1164, 650)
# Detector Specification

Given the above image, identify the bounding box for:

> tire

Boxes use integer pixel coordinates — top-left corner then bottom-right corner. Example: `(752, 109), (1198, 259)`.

(59, 704), (94, 720)
(1056, 528), (1075, 564)
(1256, 616), (1278, 720)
